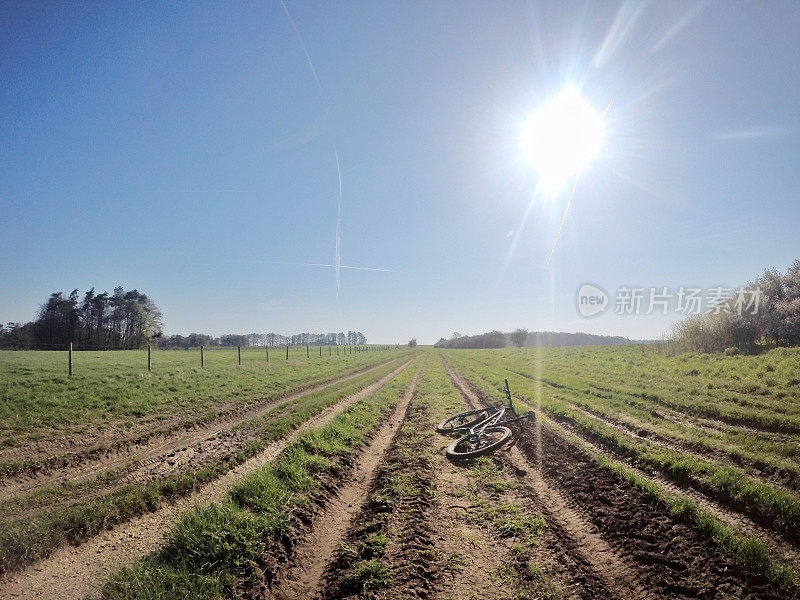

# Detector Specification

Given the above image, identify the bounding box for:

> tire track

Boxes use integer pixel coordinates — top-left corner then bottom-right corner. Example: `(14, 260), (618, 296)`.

(463, 358), (800, 551)
(543, 409), (800, 569)
(528, 368), (800, 457)
(442, 358), (645, 600)
(0, 359), (398, 500)
(444, 358), (789, 599)
(652, 407), (800, 452)
(0, 360), (413, 600)
(320, 369), (440, 600)
(587, 382), (800, 437)
(429, 400), (609, 599)
(561, 400), (800, 492)
(267, 370), (421, 600)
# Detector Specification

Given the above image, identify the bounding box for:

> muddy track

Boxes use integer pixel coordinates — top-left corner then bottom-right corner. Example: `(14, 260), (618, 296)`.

(563, 400), (800, 492)
(487, 361), (800, 564)
(265, 370), (422, 600)
(517, 367), (800, 479)
(0, 358), (398, 500)
(428, 397), (612, 599)
(442, 359), (642, 599)
(321, 377), (437, 600)
(0, 360), (413, 600)
(444, 358), (788, 599)
(651, 406), (800, 452)
(465, 360), (800, 550)
(524, 369), (800, 442)
(544, 409), (800, 568)
(430, 455), (515, 600)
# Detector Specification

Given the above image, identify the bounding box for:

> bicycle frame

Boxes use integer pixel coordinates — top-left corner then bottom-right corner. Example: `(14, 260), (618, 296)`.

(458, 379), (530, 438)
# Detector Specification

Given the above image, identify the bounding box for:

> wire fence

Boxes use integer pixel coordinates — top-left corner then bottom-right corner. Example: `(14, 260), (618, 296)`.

(0, 343), (402, 376)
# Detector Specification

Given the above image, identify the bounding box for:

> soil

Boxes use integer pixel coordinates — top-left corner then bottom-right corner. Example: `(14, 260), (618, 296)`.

(265, 371), (422, 599)
(443, 358), (789, 600)
(548, 410), (800, 568)
(0, 359), (396, 495)
(321, 382), (438, 600)
(0, 360), (412, 600)
(0, 359), (398, 513)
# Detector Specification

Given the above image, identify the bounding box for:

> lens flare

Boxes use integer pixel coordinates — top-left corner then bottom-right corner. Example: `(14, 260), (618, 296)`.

(520, 87), (604, 193)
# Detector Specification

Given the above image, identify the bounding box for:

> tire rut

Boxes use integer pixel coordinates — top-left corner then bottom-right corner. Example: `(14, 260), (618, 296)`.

(465, 358), (800, 556)
(321, 373), (437, 600)
(444, 358), (789, 600)
(564, 401), (799, 492)
(0, 360), (413, 600)
(266, 370), (421, 600)
(0, 359), (398, 500)
(442, 358), (642, 600)
(545, 409), (800, 570)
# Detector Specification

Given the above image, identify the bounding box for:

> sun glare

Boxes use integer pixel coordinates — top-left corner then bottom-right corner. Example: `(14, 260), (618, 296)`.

(520, 87), (604, 192)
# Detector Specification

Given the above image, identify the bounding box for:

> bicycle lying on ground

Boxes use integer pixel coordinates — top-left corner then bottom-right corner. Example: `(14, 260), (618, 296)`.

(436, 379), (533, 459)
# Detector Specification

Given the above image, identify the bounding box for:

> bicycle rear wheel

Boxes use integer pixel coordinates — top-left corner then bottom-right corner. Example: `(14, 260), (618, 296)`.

(435, 408), (493, 434)
(446, 426), (512, 459)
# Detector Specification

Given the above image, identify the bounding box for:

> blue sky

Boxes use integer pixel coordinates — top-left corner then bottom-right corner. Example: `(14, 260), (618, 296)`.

(2, 1), (799, 344)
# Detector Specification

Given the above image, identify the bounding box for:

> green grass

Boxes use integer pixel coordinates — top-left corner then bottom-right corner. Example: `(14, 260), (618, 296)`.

(447, 350), (800, 540)
(342, 558), (392, 590)
(0, 347), (405, 448)
(99, 360), (420, 599)
(442, 348), (800, 597)
(0, 358), (407, 575)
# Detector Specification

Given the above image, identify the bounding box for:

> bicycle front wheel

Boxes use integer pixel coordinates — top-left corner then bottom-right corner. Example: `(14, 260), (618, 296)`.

(435, 408), (493, 434)
(445, 426), (512, 459)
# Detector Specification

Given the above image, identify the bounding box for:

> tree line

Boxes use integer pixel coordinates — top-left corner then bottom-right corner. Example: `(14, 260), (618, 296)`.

(434, 329), (642, 350)
(1, 288), (370, 351)
(434, 331), (507, 349)
(0, 287), (162, 349)
(158, 331), (368, 349)
(507, 329), (640, 347)
(666, 260), (800, 354)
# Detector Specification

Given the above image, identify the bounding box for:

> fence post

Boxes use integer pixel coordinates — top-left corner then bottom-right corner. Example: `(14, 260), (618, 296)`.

(266, 346), (269, 362)
(200, 345), (204, 368)
(68, 342), (73, 376)
(319, 346), (322, 357)
(148, 344), (151, 372)
(329, 346), (331, 356)
(306, 345), (309, 358)
(286, 345), (289, 360)
(238, 346), (241, 366)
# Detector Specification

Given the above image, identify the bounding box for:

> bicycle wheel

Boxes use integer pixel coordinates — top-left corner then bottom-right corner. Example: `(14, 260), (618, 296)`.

(446, 426), (512, 459)
(435, 408), (493, 434)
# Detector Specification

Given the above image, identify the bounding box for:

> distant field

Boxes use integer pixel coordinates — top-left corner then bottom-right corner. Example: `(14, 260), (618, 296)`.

(0, 346), (397, 446)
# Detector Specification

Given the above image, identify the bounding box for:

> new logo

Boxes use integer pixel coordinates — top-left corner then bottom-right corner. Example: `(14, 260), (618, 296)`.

(577, 283), (609, 317)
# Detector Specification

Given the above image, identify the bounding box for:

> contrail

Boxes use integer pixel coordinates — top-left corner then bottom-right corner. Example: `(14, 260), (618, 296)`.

(278, 0), (344, 298)
(271, 261), (398, 273)
(548, 98), (613, 263)
(278, 0), (322, 91)
(548, 173), (581, 263)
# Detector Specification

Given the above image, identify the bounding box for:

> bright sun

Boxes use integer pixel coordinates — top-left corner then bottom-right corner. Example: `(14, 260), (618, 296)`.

(520, 87), (604, 193)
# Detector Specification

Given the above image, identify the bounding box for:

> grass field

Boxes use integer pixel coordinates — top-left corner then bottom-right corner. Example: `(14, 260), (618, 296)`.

(2, 345), (800, 600)
(0, 346), (398, 446)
